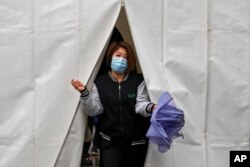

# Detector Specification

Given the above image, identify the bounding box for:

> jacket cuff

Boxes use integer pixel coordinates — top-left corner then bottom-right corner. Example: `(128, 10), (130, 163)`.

(80, 88), (89, 98)
(146, 103), (155, 114)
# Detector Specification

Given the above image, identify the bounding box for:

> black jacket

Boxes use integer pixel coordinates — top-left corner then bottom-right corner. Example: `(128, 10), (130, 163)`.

(95, 72), (150, 142)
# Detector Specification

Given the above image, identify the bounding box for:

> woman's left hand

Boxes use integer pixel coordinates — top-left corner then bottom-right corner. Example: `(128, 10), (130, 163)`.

(152, 104), (157, 112)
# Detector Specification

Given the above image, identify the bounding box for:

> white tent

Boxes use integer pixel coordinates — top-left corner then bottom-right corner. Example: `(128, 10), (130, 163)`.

(0, 0), (249, 167)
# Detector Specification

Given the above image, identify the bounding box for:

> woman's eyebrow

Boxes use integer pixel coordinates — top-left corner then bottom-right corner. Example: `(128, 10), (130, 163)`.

(115, 51), (127, 55)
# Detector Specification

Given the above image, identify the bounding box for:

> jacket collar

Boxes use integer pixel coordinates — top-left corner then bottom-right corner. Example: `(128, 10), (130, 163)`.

(108, 71), (130, 83)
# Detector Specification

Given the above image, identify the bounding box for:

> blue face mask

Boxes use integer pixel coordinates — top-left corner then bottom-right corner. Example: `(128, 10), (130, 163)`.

(111, 57), (128, 74)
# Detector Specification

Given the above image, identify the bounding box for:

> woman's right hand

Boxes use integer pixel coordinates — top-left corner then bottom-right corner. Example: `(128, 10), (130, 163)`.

(71, 79), (86, 92)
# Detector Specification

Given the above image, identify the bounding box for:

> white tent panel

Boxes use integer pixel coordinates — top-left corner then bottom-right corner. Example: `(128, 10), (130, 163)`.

(125, 0), (207, 167)
(54, 103), (86, 167)
(163, 1), (208, 167)
(0, 0), (33, 166)
(78, 0), (121, 83)
(125, 0), (167, 103)
(55, 0), (121, 166)
(207, 0), (250, 167)
(0, 0), (32, 29)
(33, 1), (80, 166)
(34, 30), (79, 167)
(35, 0), (77, 29)
(0, 30), (34, 167)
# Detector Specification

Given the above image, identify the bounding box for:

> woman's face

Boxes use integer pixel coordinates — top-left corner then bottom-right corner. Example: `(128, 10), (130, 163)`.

(110, 47), (128, 74)
(113, 47), (127, 59)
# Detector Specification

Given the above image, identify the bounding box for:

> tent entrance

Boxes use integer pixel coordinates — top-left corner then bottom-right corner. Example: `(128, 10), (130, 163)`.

(54, 6), (145, 167)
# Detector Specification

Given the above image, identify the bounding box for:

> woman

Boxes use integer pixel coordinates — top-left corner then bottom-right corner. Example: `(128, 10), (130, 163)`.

(72, 41), (156, 167)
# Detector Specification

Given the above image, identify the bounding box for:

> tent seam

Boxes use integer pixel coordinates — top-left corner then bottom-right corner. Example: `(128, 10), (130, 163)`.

(204, 0), (209, 167)
(161, 1), (171, 93)
(31, 0), (36, 166)
(161, 1), (175, 167)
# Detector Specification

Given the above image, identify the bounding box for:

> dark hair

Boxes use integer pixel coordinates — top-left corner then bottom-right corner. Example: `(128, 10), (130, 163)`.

(106, 41), (136, 73)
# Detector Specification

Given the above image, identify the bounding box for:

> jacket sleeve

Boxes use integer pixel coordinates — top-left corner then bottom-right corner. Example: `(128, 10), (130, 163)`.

(80, 84), (103, 116)
(135, 81), (155, 117)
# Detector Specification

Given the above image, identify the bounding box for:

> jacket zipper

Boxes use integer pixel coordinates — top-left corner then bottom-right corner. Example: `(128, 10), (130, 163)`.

(118, 84), (124, 136)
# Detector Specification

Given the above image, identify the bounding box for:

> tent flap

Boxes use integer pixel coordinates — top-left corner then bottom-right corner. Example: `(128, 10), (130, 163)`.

(0, 0), (249, 167)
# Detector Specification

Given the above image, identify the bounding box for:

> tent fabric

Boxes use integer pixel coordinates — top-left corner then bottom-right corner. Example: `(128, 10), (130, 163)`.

(125, 1), (207, 166)
(0, 0), (249, 167)
(54, 1), (121, 166)
(125, 0), (249, 167)
(0, 0), (121, 167)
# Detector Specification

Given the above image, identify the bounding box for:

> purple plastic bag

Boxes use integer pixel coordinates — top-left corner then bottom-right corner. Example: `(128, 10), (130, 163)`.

(146, 92), (185, 153)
